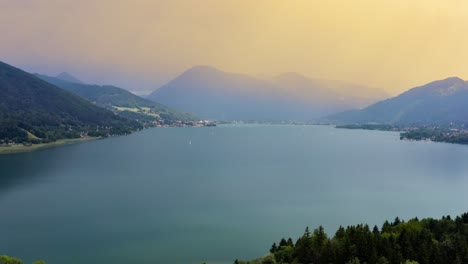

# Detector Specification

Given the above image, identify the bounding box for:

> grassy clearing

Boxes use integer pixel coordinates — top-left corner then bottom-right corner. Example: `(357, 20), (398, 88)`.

(25, 130), (41, 141)
(113, 106), (140, 112)
(0, 137), (99, 154)
(113, 106), (160, 118)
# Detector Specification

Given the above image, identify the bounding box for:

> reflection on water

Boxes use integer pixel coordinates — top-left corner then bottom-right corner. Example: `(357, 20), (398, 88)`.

(1, 125), (468, 264)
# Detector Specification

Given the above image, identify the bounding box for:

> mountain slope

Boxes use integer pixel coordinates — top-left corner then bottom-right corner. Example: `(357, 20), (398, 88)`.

(0, 61), (141, 144)
(328, 77), (468, 125)
(269, 72), (340, 103)
(148, 66), (290, 120)
(56, 72), (83, 83)
(147, 66), (388, 121)
(270, 72), (388, 108)
(36, 74), (198, 122)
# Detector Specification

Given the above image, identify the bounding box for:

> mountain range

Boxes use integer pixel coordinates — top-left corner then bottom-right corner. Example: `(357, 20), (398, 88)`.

(36, 73), (198, 122)
(147, 66), (388, 121)
(0, 61), (141, 144)
(4, 57), (466, 146)
(327, 77), (468, 125)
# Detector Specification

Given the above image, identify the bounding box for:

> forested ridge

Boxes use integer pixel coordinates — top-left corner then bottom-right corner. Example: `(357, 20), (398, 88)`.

(236, 213), (468, 264)
(0, 61), (142, 144)
(0, 256), (44, 264)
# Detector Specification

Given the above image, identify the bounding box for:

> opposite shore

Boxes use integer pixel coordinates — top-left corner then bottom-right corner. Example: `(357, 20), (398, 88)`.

(336, 123), (468, 145)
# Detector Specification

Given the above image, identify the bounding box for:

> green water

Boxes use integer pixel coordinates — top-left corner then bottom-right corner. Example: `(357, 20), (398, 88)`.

(1, 125), (468, 263)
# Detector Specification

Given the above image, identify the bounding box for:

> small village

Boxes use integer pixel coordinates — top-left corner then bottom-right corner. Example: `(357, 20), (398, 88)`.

(400, 126), (468, 144)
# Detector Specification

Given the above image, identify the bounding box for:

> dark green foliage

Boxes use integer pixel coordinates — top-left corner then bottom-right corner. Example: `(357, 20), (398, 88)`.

(0, 256), (22, 264)
(0, 120), (27, 142)
(243, 213), (468, 264)
(0, 256), (46, 264)
(400, 128), (468, 144)
(0, 61), (142, 144)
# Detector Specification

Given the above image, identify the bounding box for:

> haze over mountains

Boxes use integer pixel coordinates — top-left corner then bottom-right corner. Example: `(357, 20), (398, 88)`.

(36, 74), (197, 122)
(147, 66), (388, 121)
(328, 77), (468, 125)
(5, 56), (468, 139)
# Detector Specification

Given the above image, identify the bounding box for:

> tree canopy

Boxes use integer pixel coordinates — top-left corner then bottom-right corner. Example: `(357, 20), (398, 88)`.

(237, 212), (468, 264)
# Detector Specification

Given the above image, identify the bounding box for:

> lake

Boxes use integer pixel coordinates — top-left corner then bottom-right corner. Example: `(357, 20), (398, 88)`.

(1, 125), (468, 264)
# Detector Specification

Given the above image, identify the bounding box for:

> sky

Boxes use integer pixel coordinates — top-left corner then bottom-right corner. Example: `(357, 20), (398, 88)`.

(2, 0), (468, 95)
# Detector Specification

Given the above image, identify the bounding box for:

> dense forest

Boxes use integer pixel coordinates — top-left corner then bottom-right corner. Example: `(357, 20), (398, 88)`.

(400, 128), (468, 144)
(0, 61), (142, 144)
(236, 213), (468, 264)
(0, 256), (45, 264)
(4, 213), (467, 264)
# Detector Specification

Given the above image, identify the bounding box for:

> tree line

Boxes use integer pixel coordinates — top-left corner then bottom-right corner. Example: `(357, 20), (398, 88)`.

(0, 256), (45, 264)
(236, 213), (468, 264)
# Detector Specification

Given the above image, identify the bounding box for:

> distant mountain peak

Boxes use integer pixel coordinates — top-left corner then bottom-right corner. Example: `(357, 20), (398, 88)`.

(328, 76), (468, 125)
(409, 76), (468, 97)
(183, 65), (223, 75)
(440, 76), (464, 82)
(56, 72), (83, 84)
(148, 65), (389, 121)
(424, 76), (464, 86)
(189, 65), (219, 71)
(436, 77), (467, 96)
(429, 76), (465, 87)
(276, 72), (308, 79)
(273, 72), (311, 83)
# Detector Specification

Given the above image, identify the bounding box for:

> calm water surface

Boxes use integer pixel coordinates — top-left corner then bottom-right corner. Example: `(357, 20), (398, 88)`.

(1, 125), (468, 263)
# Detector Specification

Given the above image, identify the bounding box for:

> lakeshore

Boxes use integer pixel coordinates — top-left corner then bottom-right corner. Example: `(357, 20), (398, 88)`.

(0, 121), (217, 155)
(0, 137), (99, 154)
(336, 124), (468, 145)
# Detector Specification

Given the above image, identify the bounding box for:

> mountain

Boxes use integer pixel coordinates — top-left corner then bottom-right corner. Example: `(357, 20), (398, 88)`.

(56, 72), (83, 84)
(269, 72), (340, 103)
(148, 65), (290, 120)
(36, 74), (198, 122)
(0, 61), (141, 144)
(328, 77), (468, 125)
(147, 66), (388, 121)
(270, 72), (388, 108)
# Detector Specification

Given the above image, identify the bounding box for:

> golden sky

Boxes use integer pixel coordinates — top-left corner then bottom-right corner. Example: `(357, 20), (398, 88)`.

(2, 0), (468, 94)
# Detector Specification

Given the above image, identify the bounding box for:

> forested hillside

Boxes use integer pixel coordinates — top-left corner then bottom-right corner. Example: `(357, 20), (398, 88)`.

(237, 213), (468, 264)
(0, 61), (141, 144)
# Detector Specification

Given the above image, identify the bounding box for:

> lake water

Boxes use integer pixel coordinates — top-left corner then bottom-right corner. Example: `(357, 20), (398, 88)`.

(1, 125), (468, 264)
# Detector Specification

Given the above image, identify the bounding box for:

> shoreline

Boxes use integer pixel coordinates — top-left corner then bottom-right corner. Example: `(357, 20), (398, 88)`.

(0, 123), (216, 155)
(0, 137), (100, 155)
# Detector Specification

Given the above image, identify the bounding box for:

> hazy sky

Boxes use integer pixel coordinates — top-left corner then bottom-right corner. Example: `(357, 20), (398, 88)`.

(2, 0), (468, 95)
